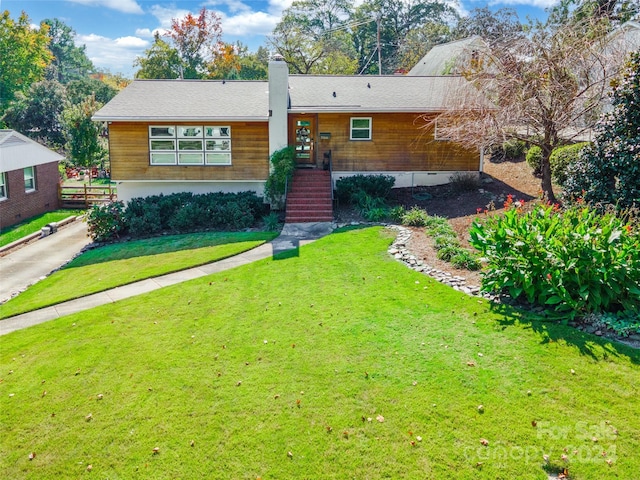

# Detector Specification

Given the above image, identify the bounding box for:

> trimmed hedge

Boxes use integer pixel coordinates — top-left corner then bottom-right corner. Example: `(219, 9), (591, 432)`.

(87, 191), (266, 241)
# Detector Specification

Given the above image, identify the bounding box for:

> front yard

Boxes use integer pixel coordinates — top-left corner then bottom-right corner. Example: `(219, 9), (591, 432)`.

(1, 227), (638, 479)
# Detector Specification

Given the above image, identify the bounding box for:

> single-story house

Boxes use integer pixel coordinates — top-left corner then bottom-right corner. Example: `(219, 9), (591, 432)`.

(93, 57), (486, 203)
(0, 130), (63, 229)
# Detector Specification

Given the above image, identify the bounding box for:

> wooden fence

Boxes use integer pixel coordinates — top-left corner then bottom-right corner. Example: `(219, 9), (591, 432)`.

(59, 184), (117, 208)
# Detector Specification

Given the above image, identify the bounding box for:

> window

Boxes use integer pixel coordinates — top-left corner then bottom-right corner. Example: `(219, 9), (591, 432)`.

(0, 172), (6, 199)
(433, 118), (451, 141)
(149, 125), (231, 166)
(350, 117), (372, 141)
(24, 166), (35, 192)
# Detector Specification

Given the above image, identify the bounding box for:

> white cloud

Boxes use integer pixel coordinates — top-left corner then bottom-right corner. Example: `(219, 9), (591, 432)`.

(149, 5), (192, 28)
(486, 0), (559, 8)
(77, 33), (149, 75)
(221, 10), (281, 36)
(204, 0), (252, 14)
(67, 0), (144, 14)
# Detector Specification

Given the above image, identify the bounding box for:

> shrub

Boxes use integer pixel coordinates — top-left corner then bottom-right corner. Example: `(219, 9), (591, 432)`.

(433, 235), (459, 249)
(262, 212), (281, 231)
(525, 145), (543, 176)
(335, 175), (395, 204)
(389, 205), (406, 222)
(264, 146), (295, 207)
(449, 172), (480, 193)
(124, 191), (264, 238)
(401, 207), (430, 227)
(436, 245), (460, 262)
(502, 139), (526, 160)
(86, 201), (128, 242)
(450, 250), (482, 271)
(549, 142), (589, 186)
(470, 203), (640, 318)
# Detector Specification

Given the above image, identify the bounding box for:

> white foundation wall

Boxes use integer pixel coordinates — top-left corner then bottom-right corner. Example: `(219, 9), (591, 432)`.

(331, 171), (480, 189)
(115, 181), (266, 203)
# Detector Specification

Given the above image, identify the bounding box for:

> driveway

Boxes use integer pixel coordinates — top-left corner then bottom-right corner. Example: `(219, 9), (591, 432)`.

(0, 220), (91, 303)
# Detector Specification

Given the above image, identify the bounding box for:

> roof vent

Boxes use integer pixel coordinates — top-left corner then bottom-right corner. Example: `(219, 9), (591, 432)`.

(332, 91), (336, 97)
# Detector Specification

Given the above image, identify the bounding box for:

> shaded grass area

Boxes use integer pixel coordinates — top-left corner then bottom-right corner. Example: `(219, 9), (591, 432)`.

(0, 210), (85, 247)
(0, 231), (277, 319)
(1, 228), (639, 479)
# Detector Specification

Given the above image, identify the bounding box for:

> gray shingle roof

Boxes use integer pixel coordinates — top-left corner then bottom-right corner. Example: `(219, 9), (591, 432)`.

(94, 75), (487, 121)
(92, 80), (270, 121)
(287, 75), (484, 112)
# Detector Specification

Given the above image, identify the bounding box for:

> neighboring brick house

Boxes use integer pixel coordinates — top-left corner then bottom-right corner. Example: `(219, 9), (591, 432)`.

(0, 130), (63, 229)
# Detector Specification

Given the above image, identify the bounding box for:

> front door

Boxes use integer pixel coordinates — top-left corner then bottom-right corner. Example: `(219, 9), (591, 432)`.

(292, 116), (315, 166)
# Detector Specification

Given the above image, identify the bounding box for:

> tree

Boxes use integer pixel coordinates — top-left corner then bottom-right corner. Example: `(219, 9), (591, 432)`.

(268, 0), (357, 74)
(549, 0), (640, 27)
(0, 11), (52, 113)
(42, 18), (94, 83)
(164, 7), (223, 79)
(429, 19), (623, 204)
(66, 77), (118, 105)
(396, 22), (451, 71)
(2, 80), (66, 147)
(563, 50), (640, 209)
(134, 33), (182, 79)
(62, 95), (107, 174)
(351, 0), (458, 74)
(451, 7), (522, 42)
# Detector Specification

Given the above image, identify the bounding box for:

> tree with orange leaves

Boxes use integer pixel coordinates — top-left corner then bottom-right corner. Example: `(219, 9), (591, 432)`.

(164, 7), (223, 79)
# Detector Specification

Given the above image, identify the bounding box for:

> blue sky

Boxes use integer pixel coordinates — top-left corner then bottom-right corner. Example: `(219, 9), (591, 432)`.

(4, 0), (557, 77)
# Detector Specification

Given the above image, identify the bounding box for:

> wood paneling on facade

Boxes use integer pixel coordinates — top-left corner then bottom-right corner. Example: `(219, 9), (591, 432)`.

(108, 122), (269, 181)
(304, 112), (479, 172)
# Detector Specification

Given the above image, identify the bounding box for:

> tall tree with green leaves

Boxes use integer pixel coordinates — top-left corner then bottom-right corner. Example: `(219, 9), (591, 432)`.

(42, 18), (94, 83)
(134, 33), (182, 79)
(0, 11), (52, 113)
(549, 0), (640, 26)
(66, 77), (118, 105)
(268, 0), (357, 74)
(62, 95), (107, 174)
(2, 80), (66, 147)
(352, 0), (459, 74)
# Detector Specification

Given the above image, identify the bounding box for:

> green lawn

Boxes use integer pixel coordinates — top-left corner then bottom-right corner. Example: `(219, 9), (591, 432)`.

(1, 227), (638, 479)
(0, 210), (84, 247)
(0, 231), (277, 319)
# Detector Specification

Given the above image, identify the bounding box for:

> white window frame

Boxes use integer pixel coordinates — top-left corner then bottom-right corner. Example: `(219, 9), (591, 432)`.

(0, 172), (7, 200)
(24, 166), (36, 192)
(350, 117), (372, 141)
(149, 125), (231, 166)
(433, 118), (451, 141)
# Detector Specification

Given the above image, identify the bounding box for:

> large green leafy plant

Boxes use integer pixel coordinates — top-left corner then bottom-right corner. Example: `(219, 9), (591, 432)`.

(470, 197), (640, 318)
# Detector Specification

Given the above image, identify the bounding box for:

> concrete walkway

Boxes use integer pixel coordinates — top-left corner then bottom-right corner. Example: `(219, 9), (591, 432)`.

(0, 222), (334, 336)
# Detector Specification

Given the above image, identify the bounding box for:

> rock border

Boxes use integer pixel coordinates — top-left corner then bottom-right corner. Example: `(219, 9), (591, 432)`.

(386, 225), (482, 297)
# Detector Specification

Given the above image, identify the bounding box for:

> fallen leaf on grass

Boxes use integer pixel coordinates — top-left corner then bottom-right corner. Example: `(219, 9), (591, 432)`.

(28, 452), (36, 460)
(376, 415), (384, 423)
(467, 362), (476, 367)
(152, 447), (160, 455)
(287, 451), (293, 458)
(480, 438), (489, 446)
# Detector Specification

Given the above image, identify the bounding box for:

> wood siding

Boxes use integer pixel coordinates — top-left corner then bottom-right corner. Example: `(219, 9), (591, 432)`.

(108, 122), (269, 181)
(303, 113), (479, 172)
